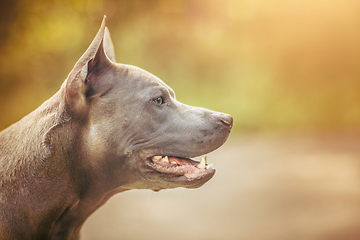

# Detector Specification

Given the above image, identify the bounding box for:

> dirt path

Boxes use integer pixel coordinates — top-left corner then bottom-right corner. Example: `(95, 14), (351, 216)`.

(81, 134), (360, 240)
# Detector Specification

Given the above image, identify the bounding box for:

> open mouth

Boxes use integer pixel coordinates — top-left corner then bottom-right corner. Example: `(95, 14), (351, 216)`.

(145, 155), (215, 181)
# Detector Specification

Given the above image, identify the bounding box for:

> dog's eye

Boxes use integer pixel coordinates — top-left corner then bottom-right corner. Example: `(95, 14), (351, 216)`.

(153, 97), (164, 106)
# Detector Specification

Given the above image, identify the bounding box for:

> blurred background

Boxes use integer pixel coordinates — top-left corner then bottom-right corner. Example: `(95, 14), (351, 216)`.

(1, 0), (360, 239)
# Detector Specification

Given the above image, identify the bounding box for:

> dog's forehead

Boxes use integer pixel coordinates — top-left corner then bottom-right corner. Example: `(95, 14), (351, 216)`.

(118, 64), (174, 93)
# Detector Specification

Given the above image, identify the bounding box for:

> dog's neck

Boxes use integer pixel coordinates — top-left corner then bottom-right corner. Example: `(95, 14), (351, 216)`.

(0, 87), (129, 239)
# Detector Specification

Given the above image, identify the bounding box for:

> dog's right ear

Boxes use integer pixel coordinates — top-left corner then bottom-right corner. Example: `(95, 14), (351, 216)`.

(104, 27), (116, 62)
(64, 16), (115, 116)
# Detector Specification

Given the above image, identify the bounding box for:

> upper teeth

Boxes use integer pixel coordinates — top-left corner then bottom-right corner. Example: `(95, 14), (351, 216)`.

(153, 156), (162, 161)
(161, 156), (169, 164)
(152, 155), (213, 169)
(198, 155), (213, 169)
(197, 156), (208, 169)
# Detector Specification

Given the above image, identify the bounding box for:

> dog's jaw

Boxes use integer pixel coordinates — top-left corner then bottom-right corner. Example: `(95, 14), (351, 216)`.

(131, 151), (216, 190)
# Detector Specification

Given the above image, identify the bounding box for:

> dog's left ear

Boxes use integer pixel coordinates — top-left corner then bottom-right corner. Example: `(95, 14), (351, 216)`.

(64, 16), (116, 115)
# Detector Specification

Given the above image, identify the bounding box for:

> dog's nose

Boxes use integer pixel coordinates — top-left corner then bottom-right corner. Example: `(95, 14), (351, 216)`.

(220, 114), (233, 129)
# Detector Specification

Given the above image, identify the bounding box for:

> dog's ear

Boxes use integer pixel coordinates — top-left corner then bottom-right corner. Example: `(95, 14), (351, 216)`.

(104, 27), (116, 62)
(64, 16), (115, 116)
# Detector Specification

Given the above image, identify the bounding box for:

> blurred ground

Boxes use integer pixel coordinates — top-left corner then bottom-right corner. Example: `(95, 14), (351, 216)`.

(81, 133), (360, 240)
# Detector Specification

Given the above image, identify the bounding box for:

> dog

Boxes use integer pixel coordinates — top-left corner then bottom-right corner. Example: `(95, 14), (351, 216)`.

(0, 16), (233, 240)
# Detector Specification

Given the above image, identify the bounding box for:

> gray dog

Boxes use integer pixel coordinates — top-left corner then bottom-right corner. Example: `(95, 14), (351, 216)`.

(0, 16), (232, 239)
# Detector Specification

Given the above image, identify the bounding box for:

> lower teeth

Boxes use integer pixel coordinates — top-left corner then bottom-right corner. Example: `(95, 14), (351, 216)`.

(205, 163), (213, 169)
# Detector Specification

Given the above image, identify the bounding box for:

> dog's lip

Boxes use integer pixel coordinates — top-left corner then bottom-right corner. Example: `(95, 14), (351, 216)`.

(142, 154), (215, 182)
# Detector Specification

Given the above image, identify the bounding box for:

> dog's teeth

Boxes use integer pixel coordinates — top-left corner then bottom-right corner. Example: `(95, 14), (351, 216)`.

(161, 156), (169, 164)
(205, 163), (214, 169)
(197, 156), (206, 169)
(205, 155), (208, 165)
(153, 156), (162, 161)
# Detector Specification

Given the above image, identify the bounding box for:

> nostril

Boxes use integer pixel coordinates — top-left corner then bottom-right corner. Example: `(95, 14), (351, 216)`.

(220, 115), (233, 129)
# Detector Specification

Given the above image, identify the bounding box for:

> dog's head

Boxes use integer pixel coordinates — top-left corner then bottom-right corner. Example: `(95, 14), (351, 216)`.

(63, 16), (232, 192)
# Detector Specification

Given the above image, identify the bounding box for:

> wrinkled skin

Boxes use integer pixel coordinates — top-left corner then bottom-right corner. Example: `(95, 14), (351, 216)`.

(0, 16), (232, 240)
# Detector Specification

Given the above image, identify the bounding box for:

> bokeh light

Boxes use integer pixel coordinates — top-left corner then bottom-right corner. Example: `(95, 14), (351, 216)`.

(1, 0), (360, 132)
(1, 1), (360, 240)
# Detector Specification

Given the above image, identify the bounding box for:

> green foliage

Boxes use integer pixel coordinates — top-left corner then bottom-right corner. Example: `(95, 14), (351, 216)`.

(1, 0), (360, 132)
